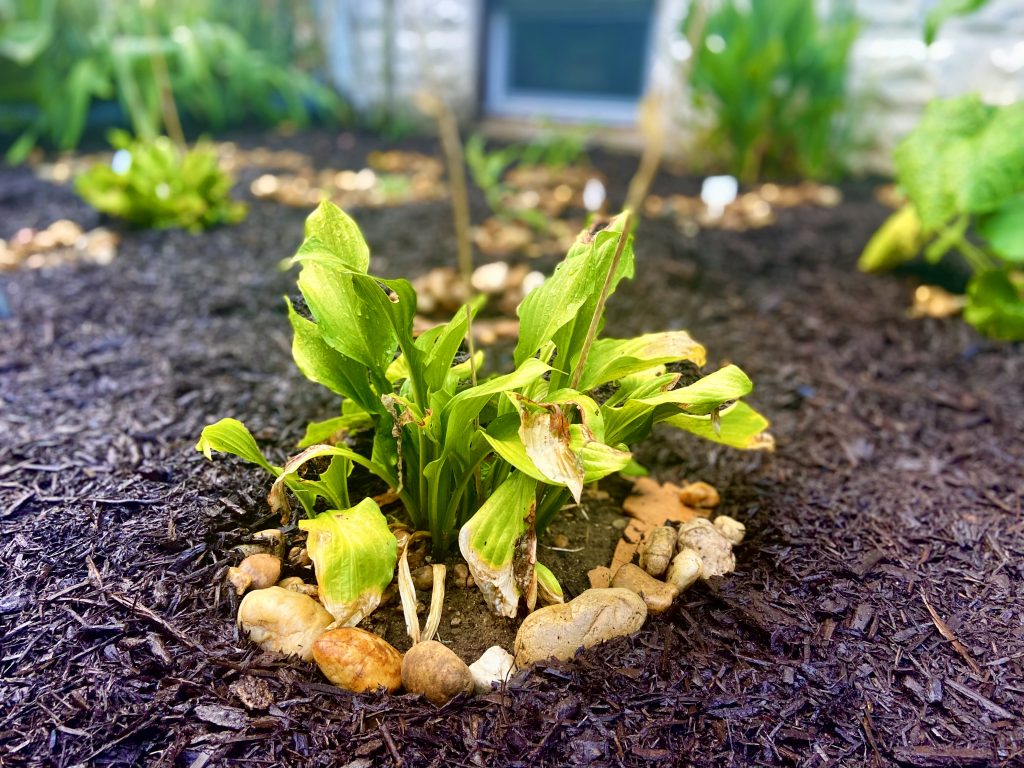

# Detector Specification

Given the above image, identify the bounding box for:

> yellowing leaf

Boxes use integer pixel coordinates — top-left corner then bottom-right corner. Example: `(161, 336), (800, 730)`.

(858, 205), (923, 273)
(298, 499), (397, 626)
(458, 472), (537, 617)
(579, 331), (707, 390)
(660, 401), (775, 451)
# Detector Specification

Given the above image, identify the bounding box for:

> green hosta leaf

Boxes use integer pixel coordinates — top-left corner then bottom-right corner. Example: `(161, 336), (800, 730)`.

(303, 200), (370, 273)
(268, 443), (394, 522)
(858, 205), (924, 273)
(950, 103), (1024, 216)
(415, 296), (485, 392)
(894, 96), (991, 231)
(661, 401), (775, 450)
(458, 471), (537, 617)
(977, 196), (1024, 262)
(292, 252), (398, 379)
(297, 411), (373, 449)
(298, 499), (397, 626)
(602, 399), (657, 446)
(636, 364), (754, 414)
(964, 270), (1024, 341)
(577, 438), (633, 479)
(895, 97), (1024, 231)
(515, 213), (634, 367)
(578, 331), (707, 391)
(196, 418), (279, 475)
(286, 297), (381, 414)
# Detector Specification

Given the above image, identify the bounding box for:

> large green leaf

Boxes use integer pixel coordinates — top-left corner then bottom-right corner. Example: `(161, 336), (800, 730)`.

(515, 213), (634, 367)
(286, 297), (381, 414)
(977, 195), (1024, 263)
(458, 471), (537, 617)
(858, 205), (924, 273)
(302, 200), (370, 273)
(298, 499), (397, 626)
(636, 364), (754, 414)
(196, 418), (279, 475)
(661, 401), (775, 450)
(292, 249), (397, 379)
(964, 270), (1024, 341)
(577, 331), (707, 391)
(895, 97), (1024, 231)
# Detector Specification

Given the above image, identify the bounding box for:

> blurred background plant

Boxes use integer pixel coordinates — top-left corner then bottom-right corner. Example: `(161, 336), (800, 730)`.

(465, 129), (590, 230)
(75, 129), (246, 231)
(0, 0), (345, 163)
(858, 95), (1024, 340)
(683, 0), (859, 182)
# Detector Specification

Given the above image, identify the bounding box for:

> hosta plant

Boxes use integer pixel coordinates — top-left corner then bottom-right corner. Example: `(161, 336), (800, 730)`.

(76, 130), (246, 231)
(859, 95), (1024, 340)
(198, 201), (772, 623)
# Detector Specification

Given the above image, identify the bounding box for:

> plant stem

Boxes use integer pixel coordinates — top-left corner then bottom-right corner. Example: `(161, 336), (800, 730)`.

(958, 238), (997, 274)
(140, 0), (185, 148)
(568, 211), (633, 391)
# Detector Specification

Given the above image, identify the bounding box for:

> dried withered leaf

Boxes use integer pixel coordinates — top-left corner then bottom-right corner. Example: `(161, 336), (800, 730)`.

(623, 477), (705, 527)
(520, 409), (584, 503)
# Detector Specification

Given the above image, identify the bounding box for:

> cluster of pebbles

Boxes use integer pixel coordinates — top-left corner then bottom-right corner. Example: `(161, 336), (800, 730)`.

(226, 483), (745, 705)
(0, 219), (118, 271)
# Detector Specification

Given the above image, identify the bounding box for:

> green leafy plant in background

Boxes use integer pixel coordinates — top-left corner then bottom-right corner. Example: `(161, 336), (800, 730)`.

(197, 202), (772, 622)
(464, 131), (589, 229)
(683, 0), (859, 182)
(75, 130), (245, 231)
(859, 95), (1024, 340)
(0, 0), (343, 162)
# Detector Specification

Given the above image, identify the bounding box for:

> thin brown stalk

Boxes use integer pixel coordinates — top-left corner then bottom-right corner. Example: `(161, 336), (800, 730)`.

(432, 99), (478, 385)
(624, 0), (708, 214)
(140, 0), (185, 148)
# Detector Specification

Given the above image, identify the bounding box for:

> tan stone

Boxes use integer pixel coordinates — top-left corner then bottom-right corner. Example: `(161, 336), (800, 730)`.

(237, 587), (333, 661)
(401, 640), (474, 705)
(513, 588), (647, 667)
(313, 628), (403, 693)
(677, 519), (735, 578)
(611, 564), (678, 615)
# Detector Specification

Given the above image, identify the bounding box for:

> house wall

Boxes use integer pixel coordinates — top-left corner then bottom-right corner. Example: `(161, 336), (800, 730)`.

(318, 0), (1024, 174)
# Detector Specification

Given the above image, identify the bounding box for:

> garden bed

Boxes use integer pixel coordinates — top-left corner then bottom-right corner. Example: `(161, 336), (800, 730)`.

(1, 131), (1021, 767)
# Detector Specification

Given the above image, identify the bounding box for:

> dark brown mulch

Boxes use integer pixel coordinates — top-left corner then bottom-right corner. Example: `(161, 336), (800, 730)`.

(1, 131), (1021, 768)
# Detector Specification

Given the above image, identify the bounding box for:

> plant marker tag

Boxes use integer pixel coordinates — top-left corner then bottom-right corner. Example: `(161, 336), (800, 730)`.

(701, 175), (738, 219)
(583, 178), (606, 212)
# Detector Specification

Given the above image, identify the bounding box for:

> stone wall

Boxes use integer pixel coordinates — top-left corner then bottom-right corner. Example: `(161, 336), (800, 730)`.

(318, 0), (1024, 174)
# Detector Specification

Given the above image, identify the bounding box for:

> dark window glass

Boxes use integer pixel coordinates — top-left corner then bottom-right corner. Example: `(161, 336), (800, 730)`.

(499, 1), (653, 100)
